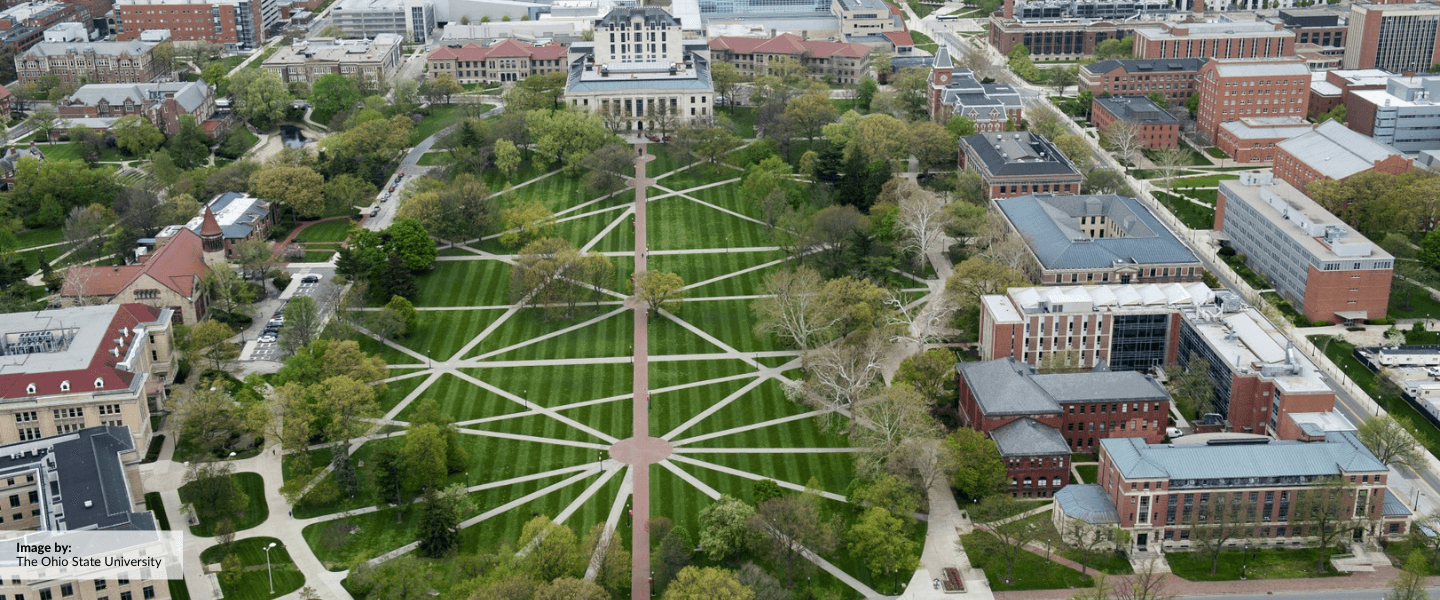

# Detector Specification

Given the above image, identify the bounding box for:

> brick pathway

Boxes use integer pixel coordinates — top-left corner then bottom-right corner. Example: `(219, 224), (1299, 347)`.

(993, 564), (1412, 600)
(271, 215), (354, 261)
(625, 144), (659, 600)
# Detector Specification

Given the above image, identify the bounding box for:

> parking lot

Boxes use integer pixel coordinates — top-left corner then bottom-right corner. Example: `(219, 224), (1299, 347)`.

(245, 268), (342, 362)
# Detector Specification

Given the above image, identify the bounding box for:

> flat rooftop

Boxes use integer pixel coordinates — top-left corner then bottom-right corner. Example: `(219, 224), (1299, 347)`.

(1102, 431), (1387, 481)
(1143, 20), (1288, 39)
(1005, 283), (1216, 314)
(1218, 173), (1389, 263)
(0, 305), (120, 376)
(1219, 116), (1312, 140)
(1182, 307), (1330, 395)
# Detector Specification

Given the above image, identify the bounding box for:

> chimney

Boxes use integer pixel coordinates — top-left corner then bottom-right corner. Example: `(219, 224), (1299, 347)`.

(1193, 0), (1203, 15)
(1004, 0), (1014, 18)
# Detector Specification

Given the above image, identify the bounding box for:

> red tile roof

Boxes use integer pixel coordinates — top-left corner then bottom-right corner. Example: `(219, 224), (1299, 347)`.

(199, 206), (222, 238)
(708, 33), (871, 58)
(884, 31), (914, 47)
(427, 39), (568, 62)
(0, 85), (13, 101)
(0, 303), (162, 399)
(63, 227), (207, 299)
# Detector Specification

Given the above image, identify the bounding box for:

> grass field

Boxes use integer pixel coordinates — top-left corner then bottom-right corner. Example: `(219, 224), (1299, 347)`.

(200, 537), (305, 600)
(1074, 464), (1098, 484)
(1153, 191), (1216, 230)
(15, 228), (61, 249)
(962, 526), (1095, 591)
(310, 137), (920, 596)
(179, 472), (268, 536)
(145, 492), (171, 530)
(1167, 546), (1346, 581)
(294, 220), (354, 242)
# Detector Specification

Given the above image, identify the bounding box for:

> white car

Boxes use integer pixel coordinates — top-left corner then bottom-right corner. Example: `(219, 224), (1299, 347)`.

(258, 333), (277, 343)
(1165, 427), (1184, 438)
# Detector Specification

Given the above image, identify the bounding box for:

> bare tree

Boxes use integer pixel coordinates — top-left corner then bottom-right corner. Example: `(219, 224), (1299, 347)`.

(1357, 415), (1425, 470)
(895, 183), (954, 269)
(752, 267), (847, 350)
(850, 384), (936, 478)
(897, 437), (957, 494)
(598, 102), (629, 134)
(1153, 148), (1190, 189)
(62, 266), (99, 305)
(1186, 490), (1258, 577)
(788, 330), (887, 428)
(1293, 477), (1374, 573)
(63, 204), (113, 263)
(972, 495), (1042, 584)
(883, 288), (955, 346)
(1115, 558), (1178, 600)
(1103, 120), (1143, 168)
(1057, 517), (1117, 575)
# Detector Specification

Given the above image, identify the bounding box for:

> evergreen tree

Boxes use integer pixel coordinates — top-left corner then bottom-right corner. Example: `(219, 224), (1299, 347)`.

(332, 443), (359, 499)
(372, 445), (406, 522)
(378, 254), (418, 300)
(417, 489), (462, 558)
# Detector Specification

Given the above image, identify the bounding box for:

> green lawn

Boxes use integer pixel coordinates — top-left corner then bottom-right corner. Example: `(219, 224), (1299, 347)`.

(15, 228), (61, 249)
(1074, 464), (1098, 484)
(412, 260), (512, 307)
(1153, 191), (1215, 230)
(1204, 146), (1229, 159)
(293, 219), (354, 242)
(468, 308), (632, 360)
(1389, 281), (1440, 320)
(417, 151), (452, 166)
(1172, 174), (1241, 188)
(144, 492), (171, 530)
(398, 309), (504, 360)
(658, 298), (780, 353)
(1310, 335), (1440, 462)
(1143, 145), (1211, 166)
(1167, 546), (1346, 581)
(961, 527), (1094, 591)
(462, 362), (633, 409)
(199, 537), (305, 600)
(179, 471), (268, 536)
(409, 104), (494, 145)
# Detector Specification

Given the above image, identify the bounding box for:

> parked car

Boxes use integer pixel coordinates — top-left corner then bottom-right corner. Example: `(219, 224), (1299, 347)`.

(1165, 427), (1184, 438)
(268, 317), (284, 327)
(259, 333), (277, 343)
(646, 134), (661, 142)
(370, 207), (380, 217)
(301, 274), (321, 283)
(389, 186), (397, 193)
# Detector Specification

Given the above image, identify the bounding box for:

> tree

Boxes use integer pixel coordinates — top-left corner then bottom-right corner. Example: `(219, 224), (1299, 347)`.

(909, 120), (958, 175)
(633, 271), (684, 312)
(973, 495), (1041, 583)
(698, 495), (757, 561)
(323, 173), (378, 215)
(1153, 147), (1190, 189)
(382, 218), (438, 271)
(110, 114), (165, 157)
(945, 428), (1008, 499)
(1048, 65), (1078, 96)
(1028, 108), (1068, 140)
(504, 71), (567, 112)
(674, 125), (741, 166)
(1357, 414), (1424, 469)
(251, 165), (325, 219)
(946, 115), (977, 139)
(792, 329), (887, 423)
(310, 73), (363, 125)
(848, 507), (919, 587)
(751, 493), (838, 585)
(417, 484), (472, 558)
(1052, 133), (1093, 173)
(735, 563), (785, 600)
(945, 256), (1030, 311)
(168, 115), (213, 170)
(181, 461), (248, 528)
(1006, 44), (1041, 82)
(851, 384), (935, 479)
(1293, 477), (1372, 573)
(856, 77), (878, 111)
(228, 68), (290, 129)
(535, 578), (610, 600)
(278, 295), (321, 356)
(332, 443), (359, 498)
(527, 108), (614, 168)
(420, 72), (463, 105)
(581, 142), (634, 196)
(372, 445), (407, 516)
(383, 295), (419, 336)
(895, 349), (959, 407)
(1165, 353), (1216, 417)
(519, 515), (584, 581)
(1056, 516), (1117, 575)
(1411, 511), (1440, 570)
(785, 93), (839, 141)
(1186, 490), (1257, 576)
(499, 200), (556, 248)
(27, 105), (61, 141)
(893, 179), (954, 266)
(187, 319), (238, 371)
(349, 555), (436, 600)
(652, 521), (693, 594)
(1083, 168), (1133, 196)
(62, 203), (113, 263)
(1102, 120), (1143, 167)
(174, 387), (265, 457)
(712, 62), (743, 110)
(802, 204), (870, 271)
(494, 138), (522, 180)
(1390, 550), (1430, 600)
(1094, 37), (1133, 60)
(402, 423), (449, 494)
(847, 113), (910, 166)
(663, 567), (753, 600)
(752, 267), (847, 350)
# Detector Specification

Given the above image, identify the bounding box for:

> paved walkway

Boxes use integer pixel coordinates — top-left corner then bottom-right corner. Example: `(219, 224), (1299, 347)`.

(901, 474), (992, 600)
(626, 143), (658, 600)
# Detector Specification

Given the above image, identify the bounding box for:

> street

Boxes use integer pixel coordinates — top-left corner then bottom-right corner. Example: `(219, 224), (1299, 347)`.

(239, 265), (342, 362)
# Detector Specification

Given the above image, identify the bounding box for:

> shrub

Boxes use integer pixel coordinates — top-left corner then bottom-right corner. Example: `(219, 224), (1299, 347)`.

(1312, 319), (1331, 327)
(1217, 246), (1236, 258)
(273, 272), (293, 291)
(174, 359), (192, 384)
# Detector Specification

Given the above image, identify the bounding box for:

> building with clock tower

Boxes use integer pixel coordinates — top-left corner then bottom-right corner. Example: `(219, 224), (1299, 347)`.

(927, 46), (1023, 129)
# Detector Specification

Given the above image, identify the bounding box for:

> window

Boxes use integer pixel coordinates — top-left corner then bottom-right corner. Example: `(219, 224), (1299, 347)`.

(141, 588), (153, 600)
(95, 581), (106, 591)
(60, 585), (71, 597)
(9, 495), (18, 508)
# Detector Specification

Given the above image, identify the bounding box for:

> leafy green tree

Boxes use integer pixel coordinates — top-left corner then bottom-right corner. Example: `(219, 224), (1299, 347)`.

(1390, 550), (1430, 600)
(851, 473), (921, 520)
(417, 485), (473, 558)
(379, 253), (418, 301)
(384, 295), (419, 335)
(372, 445), (407, 517)
(332, 443), (359, 498)
(323, 173), (377, 214)
(309, 73), (362, 125)
(946, 115), (977, 139)
(663, 567), (754, 600)
(279, 295), (321, 356)
(698, 495), (758, 561)
(186, 319), (239, 371)
(633, 271), (684, 312)
(895, 348), (958, 406)
(9, 157), (121, 228)
(381, 218), (437, 271)
(494, 138), (522, 180)
(520, 515), (584, 581)
(181, 461), (248, 528)
(168, 115), (213, 169)
(499, 200), (556, 248)
(653, 522), (693, 593)
(504, 71), (567, 112)
(251, 165), (325, 220)
(945, 428), (1008, 499)
(1357, 414), (1425, 469)
(349, 555), (436, 600)
(848, 507), (919, 587)
(527, 108), (615, 166)
(534, 577), (610, 600)
(419, 72), (463, 105)
(712, 61), (743, 111)
(228, 68), (290, 129)
(1093, 37), (1133, 59)
(856, 77), (878, 110)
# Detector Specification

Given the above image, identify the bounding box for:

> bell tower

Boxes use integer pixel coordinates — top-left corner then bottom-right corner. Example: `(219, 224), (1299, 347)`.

(929, 46), (955, 120)
(199, 206), (226, 266)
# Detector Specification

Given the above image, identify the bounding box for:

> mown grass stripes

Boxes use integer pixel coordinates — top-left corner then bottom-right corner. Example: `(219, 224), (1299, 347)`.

(647, 195), (773, 250)
(463, 363), (633, 408)
(413, 261), (511, 307)
(394, 372), (523, 422)
(470, 309), (632, 360)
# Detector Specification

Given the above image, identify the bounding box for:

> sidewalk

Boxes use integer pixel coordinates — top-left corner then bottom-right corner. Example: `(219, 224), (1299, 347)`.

(900, 475), (993, 600)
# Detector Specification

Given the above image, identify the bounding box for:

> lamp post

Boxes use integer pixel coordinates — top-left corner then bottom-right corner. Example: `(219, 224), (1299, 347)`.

(264, 542), (278, 594)
(1241, 541), (1250, 580)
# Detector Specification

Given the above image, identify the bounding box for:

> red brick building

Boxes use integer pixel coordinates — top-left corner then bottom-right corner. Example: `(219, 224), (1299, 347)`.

(115, 0), (266, 49)
(57, 81), (215, 136)
(1078, 57), (1207, 105)
(1307, 68), (1392, 118)
(427, 38), (574, 85)
(986, 15), (1141, 61)
(977, 284), (1213, 373)
(1195, 57), (1310, 143)
(1092, 95), (1180, 149)
(1215, 117), (1313, 164)
(927, 47), (1023, 128)
(957, 358), (1172, 497)
(1060, 432), (1404, 554)
(1133, 21), (1296, 60)
(958, 132), (1083, 198)
(16, 40), (158, 85)
(1215, 173), (1394, 325)
(1272, 121), (1411, 191)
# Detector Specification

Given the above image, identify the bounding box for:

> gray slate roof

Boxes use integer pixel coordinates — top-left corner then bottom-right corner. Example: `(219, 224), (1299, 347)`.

(21, 40), (152, 59)
(1100, 432), (1387, 481)
(565, 54), (714, 93)
(962, 132), (1080, 177)
(1094, 95), (1178, 124)
(991, 418), (1072, 457)
(596, 6), (679, 28)
(940, 69), (1022, 123)
(0, 426), (156, 531)
(996, 194), (1200, 270)
(1275, 120), (1404, 180)
(1055, 484), (1120, 524)
(1384, 489), (1413, 517)
(958, 357), (1169, 416)
(67, 81), (211, 114)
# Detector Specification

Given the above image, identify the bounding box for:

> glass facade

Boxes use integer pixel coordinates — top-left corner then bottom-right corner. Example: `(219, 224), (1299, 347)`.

(696, 0), (827, 15)
(1109, 313), (1169, 372)
(1177, 319), (1231, 418)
